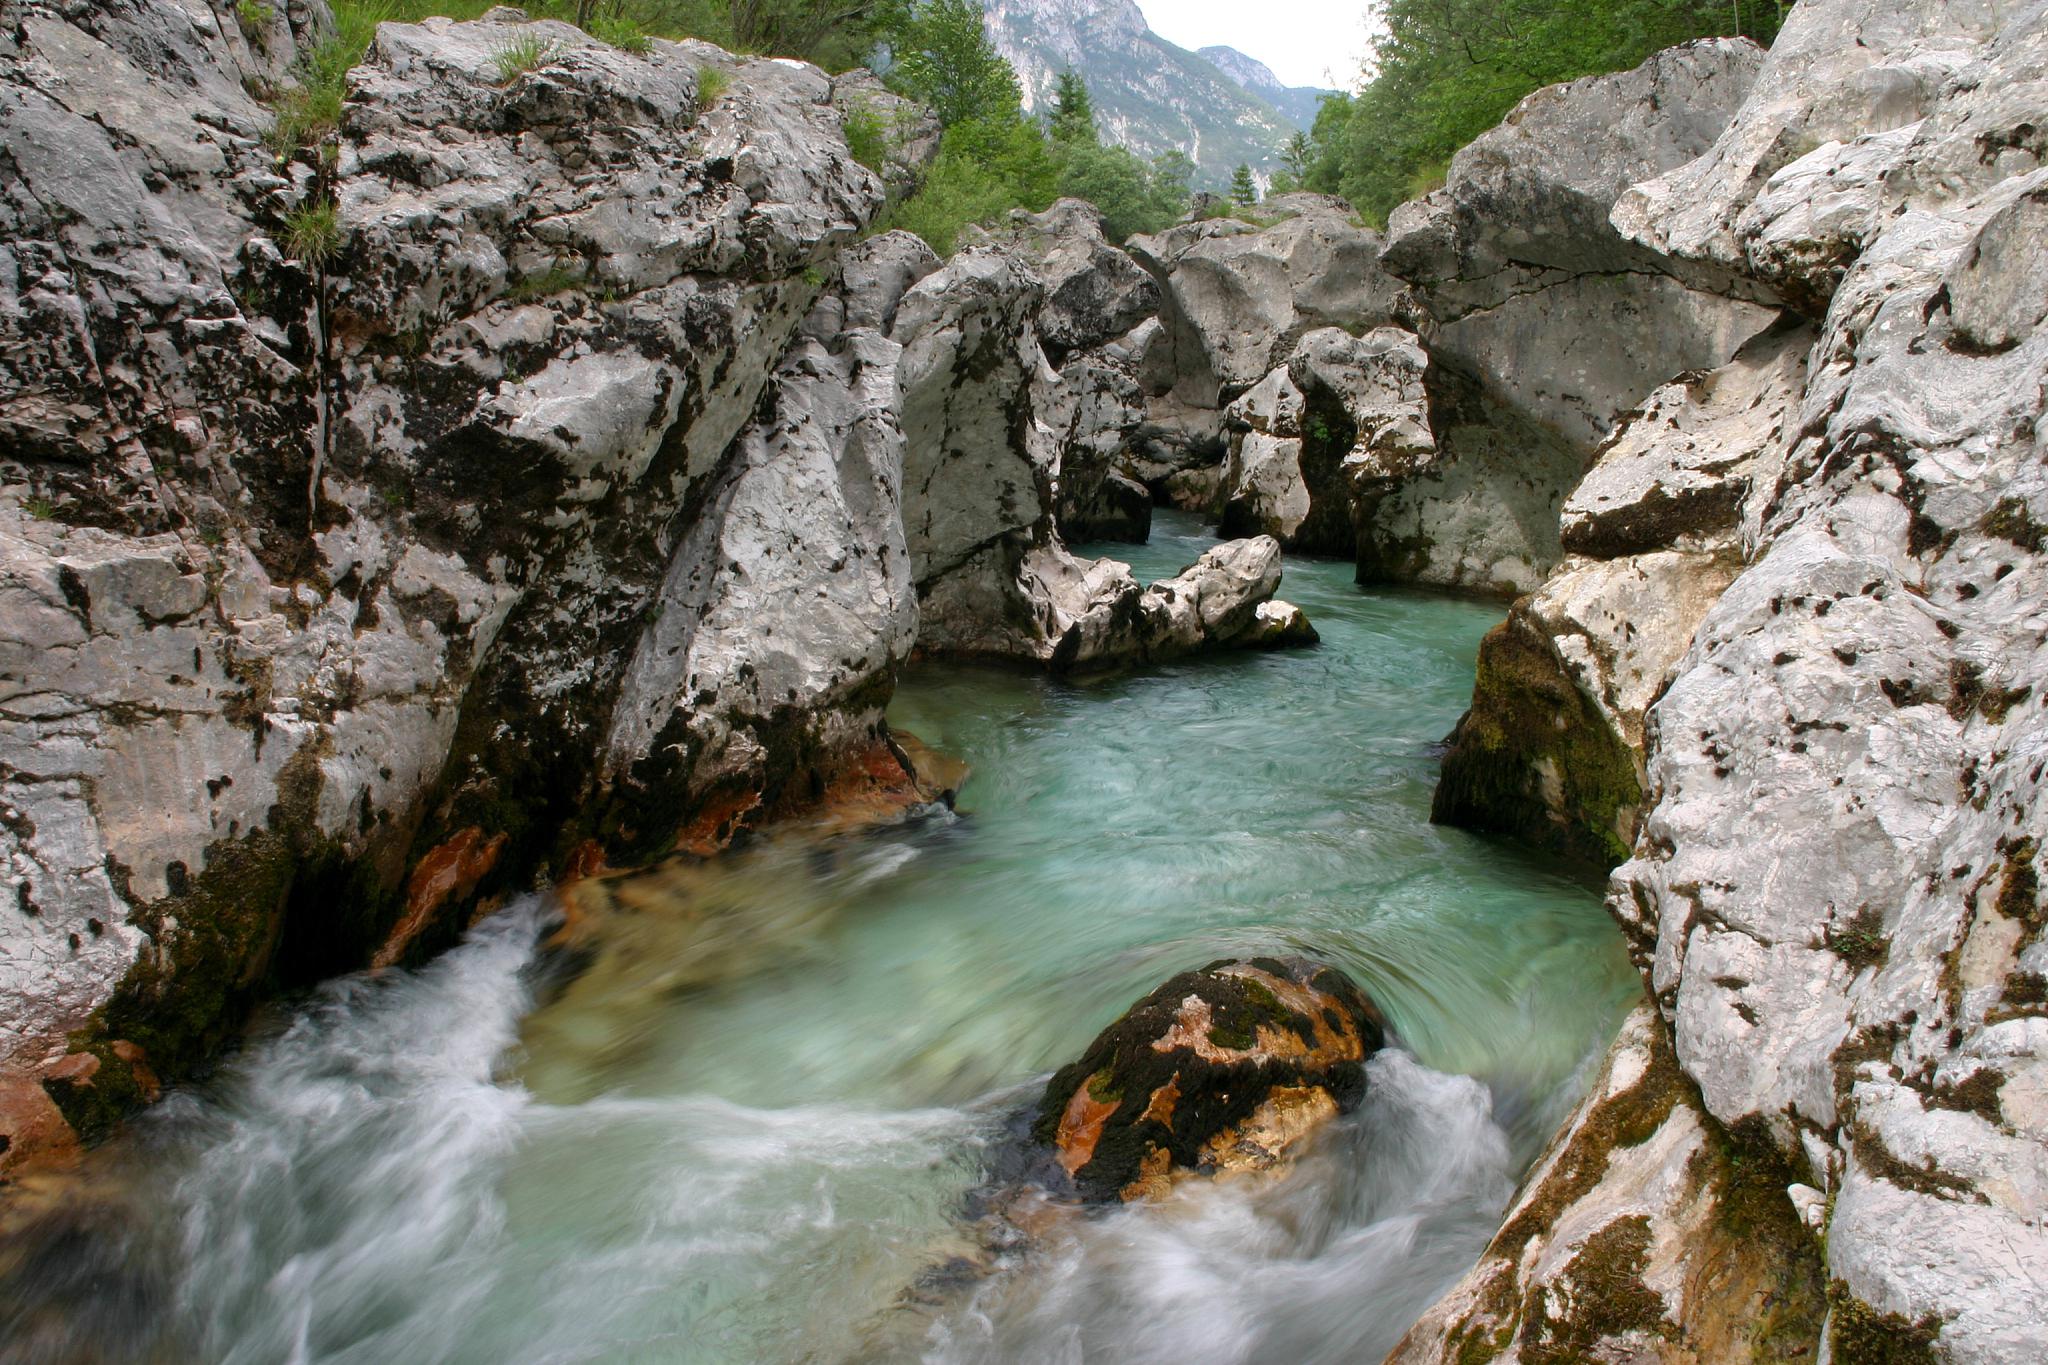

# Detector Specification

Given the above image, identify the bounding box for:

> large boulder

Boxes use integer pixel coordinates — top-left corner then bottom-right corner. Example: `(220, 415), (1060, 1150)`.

(1408, 4), (2048, 1359)
(1432, 322), (1810, 864)
(1612, 0), (2030, 311)
(1387, 1005), (1827, 1365)
(919, 535), (1315, 672)
(0, 2), (915, 1169)
(1033, 957), (1384, 1202)
(1382, 38), (1778, 453)
(966, 199), (1160, 360)
(1127, 201), (1407, 410)
(1219, 325), (1435, 556)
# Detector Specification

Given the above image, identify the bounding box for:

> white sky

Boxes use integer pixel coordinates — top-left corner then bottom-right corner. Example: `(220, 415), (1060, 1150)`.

(1136, 0), (1376, 91)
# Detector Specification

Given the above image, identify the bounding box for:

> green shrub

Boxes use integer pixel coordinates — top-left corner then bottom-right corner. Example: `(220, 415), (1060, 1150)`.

(589, 14), (651, 53)
(236, 0), (275, 38)
(283, 199), (343, 265)
(842, 98), (890, 172)
(694, 64), (729, 109)
(491, 29), (559, 83)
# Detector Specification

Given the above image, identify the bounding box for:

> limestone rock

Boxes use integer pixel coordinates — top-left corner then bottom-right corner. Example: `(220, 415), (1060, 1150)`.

(1040, 351), (1151, 544)
(1590, 6), (2048, 1356)
(1218, 326), (1435, 556)
(1353, 370), (1583, 597)
(968, 199), (1160, 358)
(1561, 322), (1812, 559)
(1383, 38), (1778, 453)
(1387, 1006), (1827, 1364)
(828, 69), (940, 203)
(1127, 203), (1406, 409)
(0, 0), (905, 1168)
(1033, 957), (1385, 1202)
(1613, 0), (2016, 308)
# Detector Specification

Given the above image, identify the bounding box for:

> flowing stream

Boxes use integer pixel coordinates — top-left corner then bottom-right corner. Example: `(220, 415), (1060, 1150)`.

(2, 515), (1637, 1365)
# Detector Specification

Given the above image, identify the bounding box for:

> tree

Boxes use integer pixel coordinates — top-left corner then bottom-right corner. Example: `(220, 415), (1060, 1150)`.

(1048, 68), (1096, 144)
(886, 0), (1020, 127)
(1280, 131), (1312, 183)
(1229, 162), (1257, 207)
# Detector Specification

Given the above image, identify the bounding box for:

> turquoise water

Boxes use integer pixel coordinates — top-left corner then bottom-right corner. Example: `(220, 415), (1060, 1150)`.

(3, 515), (1635, 1364)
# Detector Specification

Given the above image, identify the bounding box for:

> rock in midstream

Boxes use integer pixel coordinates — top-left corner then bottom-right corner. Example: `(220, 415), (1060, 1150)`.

(1032, 957), (1387, 1203)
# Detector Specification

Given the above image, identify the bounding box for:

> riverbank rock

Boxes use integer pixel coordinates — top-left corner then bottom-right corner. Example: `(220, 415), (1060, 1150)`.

(1405, 1), (2048, 1357)
(1360, 39), (1777, 601)
(1431, 322), (1810, 864)
(1033, 957), (1385, 1202)
(1382, 38), (1777, 452)
(1387, 1005), (1827, 1365)
(1219, 325), (1435, 556)
(0, 0), (928, 1171)
(1128, 202), (1405, 412)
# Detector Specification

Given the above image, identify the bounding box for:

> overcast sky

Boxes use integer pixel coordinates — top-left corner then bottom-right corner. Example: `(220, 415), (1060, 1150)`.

(1136, 0), (1376, 91)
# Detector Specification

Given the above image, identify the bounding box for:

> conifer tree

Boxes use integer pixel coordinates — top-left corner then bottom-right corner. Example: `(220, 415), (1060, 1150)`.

(1230, 162), (1258, 207)
(1048, 69), (1096, 144)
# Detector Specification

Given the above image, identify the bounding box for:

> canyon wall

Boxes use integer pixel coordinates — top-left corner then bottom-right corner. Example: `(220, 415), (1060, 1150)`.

(0, 2), (1303, 1171)
(1401, 1), (2048, 1360)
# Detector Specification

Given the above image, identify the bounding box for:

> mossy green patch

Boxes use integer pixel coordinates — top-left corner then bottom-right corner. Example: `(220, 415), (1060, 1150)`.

(1431, 613), (1642, 869)
(1826, 1280), (1941, 1364)
(1516, 1215), (1670, 1364)
(1826, 904), (1890, 974)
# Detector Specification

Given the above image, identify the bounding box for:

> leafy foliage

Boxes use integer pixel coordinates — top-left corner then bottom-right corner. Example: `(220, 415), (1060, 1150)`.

(1302, 0), (1786, 224)
(886, 0), (1019, 127)
(876, 3), (1193, 254)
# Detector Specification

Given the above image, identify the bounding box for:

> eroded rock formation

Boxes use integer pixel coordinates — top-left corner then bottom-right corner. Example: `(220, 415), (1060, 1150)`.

(1414, 1), (2048, 1358)
(0, 2), (1310, 1170)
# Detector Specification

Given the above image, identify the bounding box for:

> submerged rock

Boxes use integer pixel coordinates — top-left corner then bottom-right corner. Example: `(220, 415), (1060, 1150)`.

(1033, 957), (1384, 1202)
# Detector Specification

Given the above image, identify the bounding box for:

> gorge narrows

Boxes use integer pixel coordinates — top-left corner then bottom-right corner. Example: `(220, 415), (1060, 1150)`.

(2, 518), (1634, 1362)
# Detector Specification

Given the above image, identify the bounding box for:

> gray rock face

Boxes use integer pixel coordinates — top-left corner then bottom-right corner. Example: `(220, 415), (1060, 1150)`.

(1128, 204), (1406, 409)
(1413, 3), (2048, 1360)
(1612, 0), (2025, 310)
(968, 199), (1160, 359)
(0, 1), (932, 1166)
(1383, 38), (1778, 454)
(1387, 1004), (1828, 1365)
(1218, 325), (1435, 556)
(891, 234), (1309, 666)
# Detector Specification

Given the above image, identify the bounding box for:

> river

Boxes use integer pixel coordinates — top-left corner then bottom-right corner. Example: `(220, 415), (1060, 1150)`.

(0, 514), (1636, 1365)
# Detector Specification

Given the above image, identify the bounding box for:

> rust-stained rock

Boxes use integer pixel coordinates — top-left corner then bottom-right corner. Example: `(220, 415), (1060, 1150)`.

(1033, 957), (1385, 1202)
(373, 828), (510, 970)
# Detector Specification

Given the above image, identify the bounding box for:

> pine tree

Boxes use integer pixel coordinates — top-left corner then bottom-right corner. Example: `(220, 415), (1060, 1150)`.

(1230, 162), (1258, 207)
(1048, 69), (1096, 144)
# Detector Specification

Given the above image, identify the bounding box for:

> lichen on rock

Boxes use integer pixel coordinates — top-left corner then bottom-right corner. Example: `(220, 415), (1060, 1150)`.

(1032, 957), (1385, 1203)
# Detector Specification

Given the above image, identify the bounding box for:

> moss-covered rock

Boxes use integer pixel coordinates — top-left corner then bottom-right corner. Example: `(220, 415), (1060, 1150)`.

(1432, 612), (1643, 868)
(1032, 957), (1385, 1202)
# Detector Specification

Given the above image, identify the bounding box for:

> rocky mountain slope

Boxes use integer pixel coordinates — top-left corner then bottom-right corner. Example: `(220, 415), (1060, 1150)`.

(983, 0), (1300, 186)
(1197, 44), (1333, 131)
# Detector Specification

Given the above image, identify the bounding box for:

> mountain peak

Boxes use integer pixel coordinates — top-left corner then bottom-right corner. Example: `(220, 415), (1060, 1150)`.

(1198, 44), (1283, 93)
(983, 0), (1303, 187)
